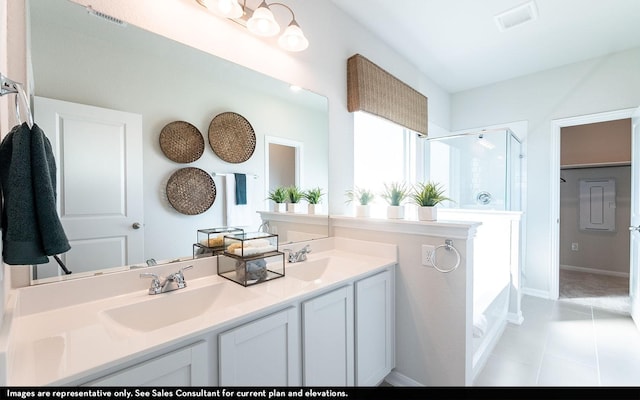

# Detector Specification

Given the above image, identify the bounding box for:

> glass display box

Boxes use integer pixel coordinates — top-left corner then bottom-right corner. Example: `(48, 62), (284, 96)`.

(217, 251), (285, 287)
(193, 227), (244, 258)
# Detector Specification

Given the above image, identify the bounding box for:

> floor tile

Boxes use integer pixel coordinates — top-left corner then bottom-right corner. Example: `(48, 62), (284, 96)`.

(474, 294), (640, 387)
(536, 353), (600, 386)
(473, 354), (538, 386)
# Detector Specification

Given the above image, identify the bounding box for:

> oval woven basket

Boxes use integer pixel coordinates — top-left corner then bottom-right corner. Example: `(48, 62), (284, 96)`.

(208, 112), (256, 163)
(159, 121), (205, 163)
(166, 167), (216, 215)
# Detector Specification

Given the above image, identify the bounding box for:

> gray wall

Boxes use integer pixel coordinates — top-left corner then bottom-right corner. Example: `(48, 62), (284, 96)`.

(559, 166), (630, 276)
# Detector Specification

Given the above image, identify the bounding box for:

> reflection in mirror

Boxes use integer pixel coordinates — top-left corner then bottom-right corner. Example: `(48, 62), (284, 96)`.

(266, 136), (302, 192)
(28, 0), (328, 285)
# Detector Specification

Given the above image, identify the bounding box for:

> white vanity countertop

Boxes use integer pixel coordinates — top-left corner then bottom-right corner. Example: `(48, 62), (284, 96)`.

(1, 237), (397, 386)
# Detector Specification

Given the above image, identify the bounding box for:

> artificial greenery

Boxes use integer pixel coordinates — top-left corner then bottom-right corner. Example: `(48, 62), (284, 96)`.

(411, 181), (452, 207)
(380, 181), (409, 206)
(345, 187), (375, 205)
(286, 185), (304, 204)
(267, 186), (288, 204)
(303, 187), (324, 205)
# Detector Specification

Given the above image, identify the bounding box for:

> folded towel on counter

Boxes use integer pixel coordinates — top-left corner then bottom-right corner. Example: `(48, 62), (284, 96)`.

(236, 258), (267, 282)
(234, 173), (247, 205)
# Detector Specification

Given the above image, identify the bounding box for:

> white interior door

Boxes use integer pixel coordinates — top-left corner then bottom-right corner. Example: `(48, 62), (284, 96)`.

(630, 106), (640, 329)
(33, 96), (143, 279)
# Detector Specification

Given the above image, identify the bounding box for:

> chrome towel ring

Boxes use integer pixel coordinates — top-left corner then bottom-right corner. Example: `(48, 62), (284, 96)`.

(431, 239), (461, 273)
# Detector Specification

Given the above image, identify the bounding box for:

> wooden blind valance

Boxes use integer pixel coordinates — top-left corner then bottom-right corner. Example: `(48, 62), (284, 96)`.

(347, 53), (428, 136)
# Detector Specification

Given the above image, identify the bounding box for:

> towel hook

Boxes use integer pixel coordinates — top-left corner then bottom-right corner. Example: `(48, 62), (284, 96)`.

(0, 73), (34, 128)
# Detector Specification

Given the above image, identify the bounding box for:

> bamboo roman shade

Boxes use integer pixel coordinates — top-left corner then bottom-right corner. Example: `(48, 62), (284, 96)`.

(347, 53), (428, 136)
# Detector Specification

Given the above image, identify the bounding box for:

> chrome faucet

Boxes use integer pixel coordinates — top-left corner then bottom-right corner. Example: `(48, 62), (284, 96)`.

(283, 245), (311, 263)
(140, 265), (193, 295)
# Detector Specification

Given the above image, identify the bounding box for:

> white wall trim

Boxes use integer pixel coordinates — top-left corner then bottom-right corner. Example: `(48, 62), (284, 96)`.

(550, 108), (638, 300)
(329, 215), (480, 240)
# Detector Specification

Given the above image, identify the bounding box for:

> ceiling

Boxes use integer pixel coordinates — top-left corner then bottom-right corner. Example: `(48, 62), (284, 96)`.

(330, 0), (640, 93)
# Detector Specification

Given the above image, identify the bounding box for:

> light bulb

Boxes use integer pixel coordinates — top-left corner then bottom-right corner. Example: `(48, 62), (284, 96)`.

(217, 0), (243, 18)
(247, 2), (280, 37)
(278, 22), (309, 52)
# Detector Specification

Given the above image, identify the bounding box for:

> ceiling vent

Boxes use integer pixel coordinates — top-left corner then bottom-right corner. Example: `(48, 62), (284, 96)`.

(494, 1), (538, 32)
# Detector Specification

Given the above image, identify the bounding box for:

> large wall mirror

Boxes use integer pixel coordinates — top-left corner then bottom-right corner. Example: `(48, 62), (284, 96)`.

(27, 0), (329, 284)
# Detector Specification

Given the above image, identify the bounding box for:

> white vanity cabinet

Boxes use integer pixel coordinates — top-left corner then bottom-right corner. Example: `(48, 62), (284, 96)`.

(299, 268), (395, 387)
(84, 341), (209, 386)
(354, 270), (394, 386)
(218, 307), (300, 386)
(301, 285), (354, 386)
(215, 267), (394, 387)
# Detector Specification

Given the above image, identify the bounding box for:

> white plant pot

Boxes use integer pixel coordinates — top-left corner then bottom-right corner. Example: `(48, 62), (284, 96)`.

(418, 206), (437, 221)
(307, 204), (322, 215)
(274, 203), (287, 213)
(355, 204), (370, 218)
(387, 205), (405, 219)
(287, 203), (305, 213)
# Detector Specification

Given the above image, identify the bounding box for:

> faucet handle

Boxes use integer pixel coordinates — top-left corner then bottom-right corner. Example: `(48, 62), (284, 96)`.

(140, 272), (161, 294)
(171, 265), (193, 288)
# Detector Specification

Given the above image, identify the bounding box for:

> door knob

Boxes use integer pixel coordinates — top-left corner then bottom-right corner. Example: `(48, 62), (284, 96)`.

(132, 222), (142, 229)
(629, 225), (640, 232)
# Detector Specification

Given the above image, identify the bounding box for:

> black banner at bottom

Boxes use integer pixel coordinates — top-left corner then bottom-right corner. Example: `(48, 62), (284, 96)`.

(3, 387), (640, 400)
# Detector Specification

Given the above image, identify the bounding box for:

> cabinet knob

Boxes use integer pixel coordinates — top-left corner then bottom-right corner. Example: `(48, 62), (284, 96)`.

(132, 222), (142, 229)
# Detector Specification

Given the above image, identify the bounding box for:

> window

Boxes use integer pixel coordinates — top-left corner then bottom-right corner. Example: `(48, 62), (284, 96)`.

(353, 112), (419, 217)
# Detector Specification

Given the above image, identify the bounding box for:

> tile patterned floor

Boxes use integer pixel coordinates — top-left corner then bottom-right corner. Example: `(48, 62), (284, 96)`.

(473, 294), (640, 386)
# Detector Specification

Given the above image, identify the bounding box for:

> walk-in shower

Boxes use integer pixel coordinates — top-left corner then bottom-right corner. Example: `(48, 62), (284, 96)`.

(426, 128), (522, 211)
(424, 128), (524, 380)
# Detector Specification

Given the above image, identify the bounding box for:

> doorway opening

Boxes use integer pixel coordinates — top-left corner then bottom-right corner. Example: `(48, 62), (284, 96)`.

(559, 119), (631, 313)
(551, 108), (638, 314)
(264, 136), (303, 210)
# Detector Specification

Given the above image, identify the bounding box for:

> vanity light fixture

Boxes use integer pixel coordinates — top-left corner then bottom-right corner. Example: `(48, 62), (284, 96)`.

(196, 0), (309, 52)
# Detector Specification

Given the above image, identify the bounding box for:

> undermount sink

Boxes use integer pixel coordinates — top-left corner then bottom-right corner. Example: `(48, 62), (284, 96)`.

(286, 256), (354, 282)
(100, 282), (256, 333)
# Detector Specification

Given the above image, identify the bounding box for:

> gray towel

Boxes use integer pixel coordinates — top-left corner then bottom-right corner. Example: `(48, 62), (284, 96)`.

(0, 123), (70, 265)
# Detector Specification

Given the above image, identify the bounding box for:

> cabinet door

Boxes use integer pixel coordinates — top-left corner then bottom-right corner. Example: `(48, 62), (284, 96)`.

(219, 307), (300, 386)
(302, 285), (354, 386)
(84, 341), (208, 386)
(355, 270), (394, 386)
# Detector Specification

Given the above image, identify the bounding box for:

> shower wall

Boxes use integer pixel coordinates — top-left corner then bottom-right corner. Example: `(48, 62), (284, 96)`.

(427, 129), (522, 212)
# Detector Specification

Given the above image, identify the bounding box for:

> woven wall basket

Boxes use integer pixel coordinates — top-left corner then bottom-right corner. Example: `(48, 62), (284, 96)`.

(208, 112), (256, 164)
(166, 167), (216, 215)
(159, 121), (205, 163)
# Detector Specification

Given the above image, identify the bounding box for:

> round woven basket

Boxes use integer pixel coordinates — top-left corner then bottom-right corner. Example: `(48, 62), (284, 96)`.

(166, 167), (216, 215)
(159, 121), (205, 163)
(208, 112), (256, 164)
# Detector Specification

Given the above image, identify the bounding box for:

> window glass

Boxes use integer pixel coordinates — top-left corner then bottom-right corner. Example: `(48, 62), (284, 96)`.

(353, 112), (417, 216)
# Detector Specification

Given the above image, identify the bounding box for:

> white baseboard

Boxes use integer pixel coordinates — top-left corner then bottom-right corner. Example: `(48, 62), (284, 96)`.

(383, 370), (424, 387)
(560, 264), (629, 278)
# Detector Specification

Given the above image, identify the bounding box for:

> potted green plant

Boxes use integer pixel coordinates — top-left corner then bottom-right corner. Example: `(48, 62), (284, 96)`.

(303, 187), (325, 215)
(285, 185), (305, 213)
(411, 181), (452, 221)
(267, 186), (288, 212)
(381, 181), (409, 219)
(345, 187), (375, 217)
